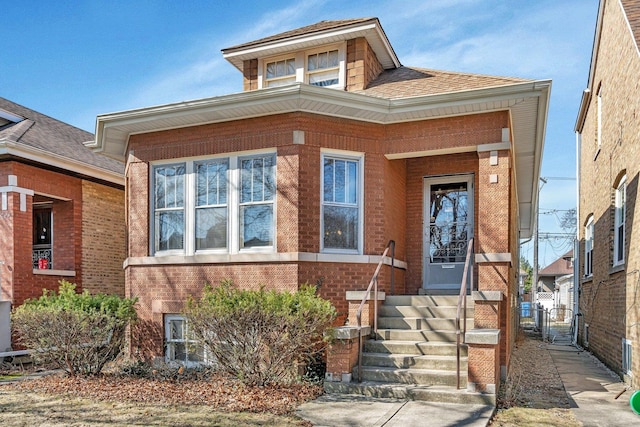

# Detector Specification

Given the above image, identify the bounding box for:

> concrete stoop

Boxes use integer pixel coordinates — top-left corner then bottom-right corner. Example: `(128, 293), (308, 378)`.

(323, 381), (495, 405)
(326, 295), (492, 405)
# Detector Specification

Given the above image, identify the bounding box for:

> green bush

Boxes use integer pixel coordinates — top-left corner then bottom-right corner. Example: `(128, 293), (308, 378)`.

(11, 280), (137, 376)
(185, 281), (336, 386)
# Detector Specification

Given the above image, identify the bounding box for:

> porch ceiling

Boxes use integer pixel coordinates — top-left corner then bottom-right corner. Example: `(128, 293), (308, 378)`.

(90, 81), (550, 238)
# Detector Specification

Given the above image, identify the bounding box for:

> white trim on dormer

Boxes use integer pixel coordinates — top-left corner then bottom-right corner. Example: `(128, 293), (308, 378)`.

(223, 18), (400, 72)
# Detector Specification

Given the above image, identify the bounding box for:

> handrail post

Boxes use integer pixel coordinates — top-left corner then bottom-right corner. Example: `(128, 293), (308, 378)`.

(456, 237), (474, 389)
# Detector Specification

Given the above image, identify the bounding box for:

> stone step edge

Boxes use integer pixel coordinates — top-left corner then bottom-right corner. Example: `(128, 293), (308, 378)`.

(323, 381), (496, 405)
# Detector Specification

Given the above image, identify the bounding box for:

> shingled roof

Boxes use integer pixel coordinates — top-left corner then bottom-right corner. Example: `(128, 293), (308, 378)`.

(539, 250), (574, 277)
(622, 0), (640, 53)
(0, 97), (123, 181)
(357, 66), (531, 99)
(222, 18), (377, 52)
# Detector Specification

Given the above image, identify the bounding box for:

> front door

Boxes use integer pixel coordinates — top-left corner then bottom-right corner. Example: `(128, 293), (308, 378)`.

(423, 175), (473, 292)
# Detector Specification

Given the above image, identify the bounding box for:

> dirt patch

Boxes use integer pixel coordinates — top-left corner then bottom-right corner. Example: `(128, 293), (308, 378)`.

(490, 332), (581, 426)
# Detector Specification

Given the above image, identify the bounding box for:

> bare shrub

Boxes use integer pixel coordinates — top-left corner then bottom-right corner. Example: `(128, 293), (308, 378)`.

(185, 281), (336, 386)
(11, 281), (137, 376)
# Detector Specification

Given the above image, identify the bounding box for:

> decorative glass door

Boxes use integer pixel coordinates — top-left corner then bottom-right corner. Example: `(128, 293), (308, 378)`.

(423, 175), (473, 292)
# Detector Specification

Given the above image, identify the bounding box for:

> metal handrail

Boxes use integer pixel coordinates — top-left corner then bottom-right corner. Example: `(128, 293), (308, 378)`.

(356, 240), (395, 383)
(456, 237), (474, 389)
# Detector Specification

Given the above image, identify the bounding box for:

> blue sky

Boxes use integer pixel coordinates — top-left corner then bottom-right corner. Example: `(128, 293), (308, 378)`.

(1, 0), (599, 267)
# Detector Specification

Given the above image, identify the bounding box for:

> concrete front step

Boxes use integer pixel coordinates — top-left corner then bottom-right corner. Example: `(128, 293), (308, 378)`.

(379, 304), (473, 318)
(375, 328), (459, 342)
(354, 366), (467, 387)
(324, 381), (494, 405)
(385, 295), (474, 307)
(378, 316), (474, 331)
(362, 352), (468, 371)
(364, 339), (468, 356)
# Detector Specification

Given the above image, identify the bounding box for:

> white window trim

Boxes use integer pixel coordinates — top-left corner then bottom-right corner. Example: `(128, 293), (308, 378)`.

(614, 175), (626, 267)
(304, 44), (345, 89)
(150, 150), (276, 257)
(257, 43), (346, 90)
(584, 215), (594, 277)
(320, 149), (364, 255)
(623, 338), (632, 376)
(164, 314), (206, 366)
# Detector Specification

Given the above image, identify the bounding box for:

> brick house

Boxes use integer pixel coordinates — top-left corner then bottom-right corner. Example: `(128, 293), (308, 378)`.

(575, 0), (640, 385)
(537, 250), (573, 293)
(91, 18), (550, 397)
(0, 97), (125, 329)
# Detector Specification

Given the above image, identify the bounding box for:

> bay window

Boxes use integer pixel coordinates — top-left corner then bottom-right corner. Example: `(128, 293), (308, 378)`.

(152, 152), (275, 255)
(322, 153), (362, 253)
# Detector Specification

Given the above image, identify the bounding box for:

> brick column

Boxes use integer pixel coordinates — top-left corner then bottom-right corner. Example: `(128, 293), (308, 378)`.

(325, 326), (370, 382)
(346, 290), (385, 327)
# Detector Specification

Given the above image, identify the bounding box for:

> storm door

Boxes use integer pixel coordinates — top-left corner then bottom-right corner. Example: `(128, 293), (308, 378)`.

(423, 175), (473, 292)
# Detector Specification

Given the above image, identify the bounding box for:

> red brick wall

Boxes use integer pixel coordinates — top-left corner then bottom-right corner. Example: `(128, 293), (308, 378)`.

(405, 152), (480, 294)
(125, 110), (511, 359)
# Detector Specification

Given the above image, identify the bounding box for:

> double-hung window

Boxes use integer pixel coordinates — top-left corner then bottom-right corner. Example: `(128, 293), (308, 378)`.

(195, 159), (228, 250)
(152, 153), (275, 255)
(307, 49), (339, 87)
(154, 164), (185, 252)
(614, 175), (626, 266)
(240, 155), (275, 248)
(265, 57), (296, 88)
(584, 216), (594, 277)
(322, 153), (362, 253)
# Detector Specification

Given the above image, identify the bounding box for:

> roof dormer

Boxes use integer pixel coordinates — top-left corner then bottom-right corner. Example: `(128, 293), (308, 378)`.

(221, 18), (400, 92)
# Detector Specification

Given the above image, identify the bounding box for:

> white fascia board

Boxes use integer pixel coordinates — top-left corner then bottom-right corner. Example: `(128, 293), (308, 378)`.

(94, 80), (550, 163)
(0, 139), (123, 186)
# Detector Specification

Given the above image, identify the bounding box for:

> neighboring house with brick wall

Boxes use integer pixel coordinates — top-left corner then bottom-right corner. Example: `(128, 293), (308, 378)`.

(537, 250), (573, 293)
(90, 18), (550, 398)
(575, 0), (640, 385)
(0, 97), (125, 315)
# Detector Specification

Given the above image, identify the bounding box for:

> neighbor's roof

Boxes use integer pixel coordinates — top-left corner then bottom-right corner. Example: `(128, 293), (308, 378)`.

(0, 97), (123, 185)
(622, 0), (640, 52)
(358, 67), (530, 99)
(539, 250), (574, 277)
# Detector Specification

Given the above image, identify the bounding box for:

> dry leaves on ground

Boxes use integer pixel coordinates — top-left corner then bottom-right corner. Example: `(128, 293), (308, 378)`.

(6, 370), (322, 416)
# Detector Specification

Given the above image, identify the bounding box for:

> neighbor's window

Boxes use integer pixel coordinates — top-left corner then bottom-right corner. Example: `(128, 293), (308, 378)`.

(154, 164), (185, 252)
(165, 315), (205, 365)
(33, 206), (53, 269)
(265, 57), (296, 88)
(240, 155), (275, 248)
(322, 154), (361, 252)
(307, 49), (340, 87)
(614, 175), (626, 266)
(623, 338), (632, 375)
(195, 159), (228, 250)
(584, 215), (594, 277)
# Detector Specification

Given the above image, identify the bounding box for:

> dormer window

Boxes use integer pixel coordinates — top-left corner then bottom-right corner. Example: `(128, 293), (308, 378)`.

(265, 57), (296, 88)
(307, 49), (339, 87)
(259, 44), (345, 90)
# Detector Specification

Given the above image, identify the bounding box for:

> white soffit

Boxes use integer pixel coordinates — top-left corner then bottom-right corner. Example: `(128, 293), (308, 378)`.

(93, 80), (550, 236)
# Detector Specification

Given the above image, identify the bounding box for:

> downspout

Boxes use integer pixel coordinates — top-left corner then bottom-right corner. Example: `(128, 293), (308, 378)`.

(573, 131), (581, 345)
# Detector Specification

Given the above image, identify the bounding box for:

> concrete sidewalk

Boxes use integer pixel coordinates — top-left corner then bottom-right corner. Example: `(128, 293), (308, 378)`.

(548, 343), (640, 426)
(296, 394), (494, 427)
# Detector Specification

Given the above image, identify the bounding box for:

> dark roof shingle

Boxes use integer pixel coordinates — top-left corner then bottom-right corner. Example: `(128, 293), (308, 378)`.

(0, 97), (123, 175)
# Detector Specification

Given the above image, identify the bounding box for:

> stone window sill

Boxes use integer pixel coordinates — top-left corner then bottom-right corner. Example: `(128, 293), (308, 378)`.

(33, 269), (76, 277)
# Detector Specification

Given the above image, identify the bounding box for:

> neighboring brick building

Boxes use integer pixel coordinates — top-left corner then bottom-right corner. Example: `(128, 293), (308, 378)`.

(91, 18), (550, 395)
(0, 98), (125, 308)
(575, 0), (640, 386)
(537, 250), (573, 293)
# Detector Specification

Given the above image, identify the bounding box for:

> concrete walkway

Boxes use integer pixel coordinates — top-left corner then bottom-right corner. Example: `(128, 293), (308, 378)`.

(296, 394), (494, 427)
(548, 343), (640, 426)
